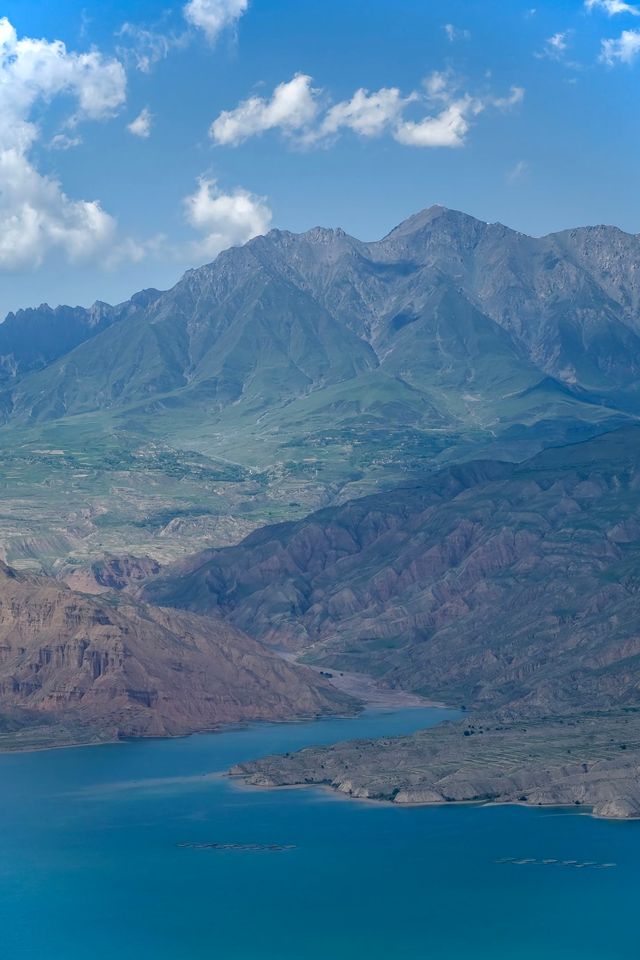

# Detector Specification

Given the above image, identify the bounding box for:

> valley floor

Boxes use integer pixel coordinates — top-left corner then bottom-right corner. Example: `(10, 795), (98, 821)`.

(279, 655), (441, 709)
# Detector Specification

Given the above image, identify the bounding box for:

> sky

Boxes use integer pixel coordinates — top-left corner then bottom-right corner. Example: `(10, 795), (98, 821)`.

(0, 0), (639, 316)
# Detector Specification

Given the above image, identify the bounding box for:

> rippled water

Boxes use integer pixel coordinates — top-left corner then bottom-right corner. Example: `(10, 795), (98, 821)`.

(0, 707), (638, 959)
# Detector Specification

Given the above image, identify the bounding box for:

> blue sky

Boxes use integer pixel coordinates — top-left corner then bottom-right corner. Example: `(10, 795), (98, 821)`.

(0, 0), (639, 316)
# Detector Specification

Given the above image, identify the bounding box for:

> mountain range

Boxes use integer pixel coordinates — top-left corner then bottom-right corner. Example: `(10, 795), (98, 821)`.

(1, 204), (639, 758)
(3, 206), (640, 428)
(1, 205), (638, 573)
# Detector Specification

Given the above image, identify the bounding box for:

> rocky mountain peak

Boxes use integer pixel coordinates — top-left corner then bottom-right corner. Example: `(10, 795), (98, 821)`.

(301, 225), (348, 242)
(381, 204), (489, 240)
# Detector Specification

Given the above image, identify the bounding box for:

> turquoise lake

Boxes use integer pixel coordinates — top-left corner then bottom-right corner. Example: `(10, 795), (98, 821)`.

(1, 706), (638, 960)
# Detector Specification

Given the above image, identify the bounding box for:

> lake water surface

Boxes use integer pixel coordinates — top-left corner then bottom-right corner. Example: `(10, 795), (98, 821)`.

(1, 706), (638, 959)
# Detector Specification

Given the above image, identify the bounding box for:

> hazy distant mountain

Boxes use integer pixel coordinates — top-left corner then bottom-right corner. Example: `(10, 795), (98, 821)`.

(142, 425), (640, 715)
(0, 289), (161, 385)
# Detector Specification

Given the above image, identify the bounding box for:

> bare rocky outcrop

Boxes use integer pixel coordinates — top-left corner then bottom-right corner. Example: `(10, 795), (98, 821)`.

(91, 553), (162, 592)
(0, 562), (354, 747)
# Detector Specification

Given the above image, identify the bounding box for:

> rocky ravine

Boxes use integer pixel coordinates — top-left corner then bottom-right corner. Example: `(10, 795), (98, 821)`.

(231, 711), (640, 820)
(0, 562), (354, 748)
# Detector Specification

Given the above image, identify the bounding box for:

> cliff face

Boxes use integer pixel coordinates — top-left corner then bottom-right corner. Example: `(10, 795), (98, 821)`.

(0, 563), (353, 744)
(91, 553), (162, 591)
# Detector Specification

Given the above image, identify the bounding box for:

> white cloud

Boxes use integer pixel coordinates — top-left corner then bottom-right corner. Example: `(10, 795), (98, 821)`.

(0, 17), (127, 271)
(600, 27), (640, 60)
(317, 87), (412, 140)
(585, 0), (639, 15)
(184, 177), (272, 259)
(0, 148), (118, 271)
(210, 71), (524, 151)
(393, 72), (497, 150)
(184, 0), (249, 42)
(211, 74), (320, 145)
(128, 107), (153, 138)
(394, 97), (480, 148)
(444, 23), (470, 42)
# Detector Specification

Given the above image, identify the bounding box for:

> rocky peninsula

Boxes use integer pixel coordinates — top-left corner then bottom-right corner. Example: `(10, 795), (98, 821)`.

(231, 711), (640, 820)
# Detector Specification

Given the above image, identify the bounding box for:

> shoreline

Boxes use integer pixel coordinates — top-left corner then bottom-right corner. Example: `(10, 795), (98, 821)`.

(227, 774), (640, 822)
(0, 651), (453, 757)
(0, 683), (440, 757)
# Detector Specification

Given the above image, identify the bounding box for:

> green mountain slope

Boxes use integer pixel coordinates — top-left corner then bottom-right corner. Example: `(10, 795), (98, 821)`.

(0, 205), (637, 570)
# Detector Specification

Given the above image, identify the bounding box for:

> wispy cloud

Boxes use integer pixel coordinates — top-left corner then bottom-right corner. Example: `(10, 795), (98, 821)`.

(491, 86), (526, 109)
(116, 22), (187, 73)
(444, 23), (471, 42)
(507, 160), (529, 183)
(117, 1), (248, 72)
(49, 133), (84, 151)
(536, 31), (572, 60)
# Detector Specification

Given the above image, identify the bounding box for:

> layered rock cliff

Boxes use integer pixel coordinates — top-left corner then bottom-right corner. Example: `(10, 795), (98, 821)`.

(0, 562), (353, 746)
